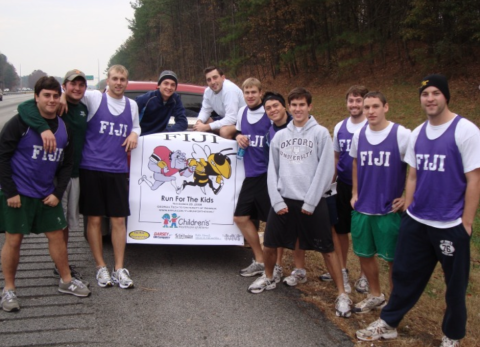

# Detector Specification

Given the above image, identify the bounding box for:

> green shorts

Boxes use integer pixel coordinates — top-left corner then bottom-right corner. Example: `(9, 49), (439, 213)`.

(0, 191), (67, 234)
(351, 211), (401, 262)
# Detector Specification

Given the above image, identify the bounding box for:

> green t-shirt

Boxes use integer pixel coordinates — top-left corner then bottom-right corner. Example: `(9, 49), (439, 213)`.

(18, 99), (88, 177)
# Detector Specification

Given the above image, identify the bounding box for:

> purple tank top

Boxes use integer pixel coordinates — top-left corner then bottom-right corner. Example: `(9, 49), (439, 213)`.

(11, 117), (68, 198)
(408, 116), (465, 221)
(241, 107), (271, 177)
(355, 123), (407, 214)
(80, 93), (133, 173)
(336, 119), (355, 185)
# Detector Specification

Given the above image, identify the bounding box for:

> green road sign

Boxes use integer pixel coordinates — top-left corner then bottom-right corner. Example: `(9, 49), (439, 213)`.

(85, 75), (94, 80)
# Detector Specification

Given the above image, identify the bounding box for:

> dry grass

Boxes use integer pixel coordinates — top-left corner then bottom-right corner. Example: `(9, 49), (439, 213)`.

(253, 73), (480, 346)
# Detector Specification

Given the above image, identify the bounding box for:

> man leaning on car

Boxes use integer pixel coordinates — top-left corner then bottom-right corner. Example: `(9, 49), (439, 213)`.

(135, 70), (188, 135)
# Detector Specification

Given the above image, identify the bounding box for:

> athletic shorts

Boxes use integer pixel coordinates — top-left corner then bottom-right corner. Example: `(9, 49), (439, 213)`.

(62, 177), (81, 230)
(234, 173), (271, 221)
(335, 180), (353, 234)
(326, 195), (338, 227)
(0, 191), (66, 234)
(79, 169), (130, 217)
(264, 198), (334, 253)
(351, 211), (401, 262)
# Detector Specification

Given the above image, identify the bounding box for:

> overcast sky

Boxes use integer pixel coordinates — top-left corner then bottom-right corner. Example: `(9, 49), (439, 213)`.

(0, 0), (135, 84)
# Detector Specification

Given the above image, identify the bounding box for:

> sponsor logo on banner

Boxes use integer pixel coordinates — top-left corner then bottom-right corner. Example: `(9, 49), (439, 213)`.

(178, 218), (210, 228)
(223, 234), (242, 242)
(175, 234), (194, 239)
(195, 234), (221, 240)
(129, 230), (150, 240)
(154, 232), (171, 239)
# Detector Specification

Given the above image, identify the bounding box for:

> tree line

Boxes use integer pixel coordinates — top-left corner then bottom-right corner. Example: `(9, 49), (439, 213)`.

(0, 54), (19, 90)
(108, 0), (480, 83)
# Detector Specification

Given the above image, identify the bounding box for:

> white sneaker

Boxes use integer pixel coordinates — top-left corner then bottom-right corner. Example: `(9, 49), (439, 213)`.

(353, 293), (387, 313)
(96, 266), (113, 287)
(282, 268), (307, 287)
(273, 264), (283, 283)
(335, 293), (352, 318)
(247, 274), (276, 294)
(239, 259), (265, 277)
(440, 336), (460, 347)
(356, 319), (398, 341)
(319, 272), (333, 282)
(355, 275), (369, 293)
(111, 268), (134, 289)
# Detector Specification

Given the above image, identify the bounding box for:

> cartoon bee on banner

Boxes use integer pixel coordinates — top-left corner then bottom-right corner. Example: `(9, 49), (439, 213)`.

(177, 144), (236, 195)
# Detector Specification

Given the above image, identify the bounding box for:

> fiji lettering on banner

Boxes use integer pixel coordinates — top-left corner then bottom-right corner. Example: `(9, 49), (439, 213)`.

(127, 132), (245, 245)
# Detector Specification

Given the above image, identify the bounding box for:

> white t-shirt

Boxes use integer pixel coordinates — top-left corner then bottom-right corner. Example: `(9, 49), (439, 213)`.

(82, 90), (141, 136)
(333, 117), (367, 152)
(197, 79), (246, 131)
(349, 122), (411, 160)
(405, 115), (480, 228)
(235, 105), (269, 131)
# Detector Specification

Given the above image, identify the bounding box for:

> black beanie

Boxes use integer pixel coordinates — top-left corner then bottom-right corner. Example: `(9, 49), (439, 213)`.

(158, 70), (178, 88)
(263, 91), (286, 108)
(419, 74), (450, 104)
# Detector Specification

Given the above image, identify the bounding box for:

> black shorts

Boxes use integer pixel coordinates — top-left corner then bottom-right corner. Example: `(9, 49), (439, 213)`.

(335, 180), (353, 234)
(326, 195), (338, 227)
(79, 169), (130, 217)
(234, 173), (271, 222)
(264, 198), (334, 253)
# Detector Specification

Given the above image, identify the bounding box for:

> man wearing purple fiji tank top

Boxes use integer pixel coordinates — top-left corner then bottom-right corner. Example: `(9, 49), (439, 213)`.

(79, 65), (141, 289)
(349, 91), (411, 315)
(320, 85), (369, 294)
(0, 77), (90, 312)
(232, 78), (274, 278)
(357, 75), (480, 347)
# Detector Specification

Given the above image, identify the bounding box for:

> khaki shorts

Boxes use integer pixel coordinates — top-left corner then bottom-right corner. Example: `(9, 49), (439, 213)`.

(62, 177), (81, 231)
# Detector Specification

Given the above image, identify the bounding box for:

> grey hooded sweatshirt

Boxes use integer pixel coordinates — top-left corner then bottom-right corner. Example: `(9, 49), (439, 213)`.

(267, 116), (334, 213)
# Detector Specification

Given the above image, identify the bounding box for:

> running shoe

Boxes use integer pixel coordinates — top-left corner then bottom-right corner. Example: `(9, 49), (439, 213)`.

(54, 265), (90, 287)
(273, 264), (283, 283)
(353, 293), (387, 314)
(247, 274), (276, 294)
(96, 266), (113, 287)
(335, 293), (352, 318)
(356, 319), (397, 341)
(319, 271), (333, 282)
(355, 275), (369, 293)
(111, 268), (134, 289)
(239, 259), (265, 277)
(342, 268), (351, 293)
(58, 278), (91, 297)
(282, 268), (307, 287)
(1, 289), (20, 312)
(440, 336), (460, 347)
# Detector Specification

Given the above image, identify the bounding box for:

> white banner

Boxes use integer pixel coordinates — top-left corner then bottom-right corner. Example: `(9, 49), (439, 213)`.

(127, 132), (245, 245)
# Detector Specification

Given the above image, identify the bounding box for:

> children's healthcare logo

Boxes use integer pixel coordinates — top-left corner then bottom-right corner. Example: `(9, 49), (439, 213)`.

(161, 213), (180, 228)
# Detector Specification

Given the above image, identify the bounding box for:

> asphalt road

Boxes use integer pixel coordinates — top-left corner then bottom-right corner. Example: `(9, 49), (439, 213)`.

(0, 93), (33, 128)
(0, 230), (354, 347)
(0, 95), (354, 347)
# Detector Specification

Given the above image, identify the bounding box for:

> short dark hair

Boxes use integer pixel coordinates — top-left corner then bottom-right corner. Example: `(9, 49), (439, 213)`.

(34, 76), (62, 97)
(345, 85), (369, 100)
(364, 91), (387, 105)
(204, 66), (224, 76)
(287, 87), (312, 105)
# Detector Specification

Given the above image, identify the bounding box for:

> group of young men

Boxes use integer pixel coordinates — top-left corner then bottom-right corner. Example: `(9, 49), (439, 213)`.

(226, 73), (480, 347)
(0, 65), (478, 347)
